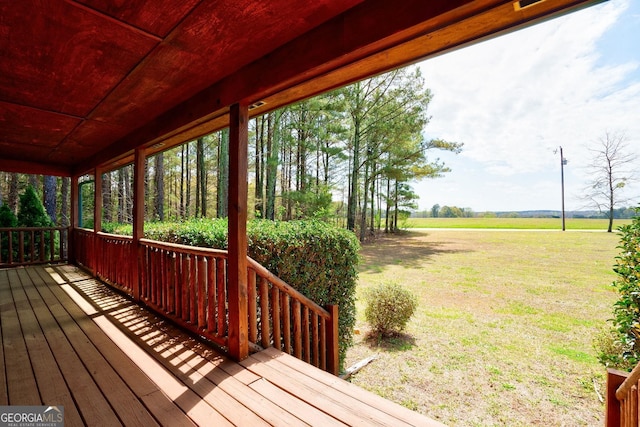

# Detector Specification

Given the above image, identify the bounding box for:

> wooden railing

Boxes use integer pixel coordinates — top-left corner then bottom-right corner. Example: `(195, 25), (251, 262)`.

(0, 226), (69, 267)
(73, 228), (95, 270)
(72, 230), (339, 373)
(96, 232), (135, 292)
(247, 258), (339, 374)
(607, 364), (640, 426)
(139, 238), (230, 348)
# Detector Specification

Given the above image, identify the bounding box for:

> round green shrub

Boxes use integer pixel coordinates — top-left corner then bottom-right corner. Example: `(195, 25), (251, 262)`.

(364, 282), (417, 336)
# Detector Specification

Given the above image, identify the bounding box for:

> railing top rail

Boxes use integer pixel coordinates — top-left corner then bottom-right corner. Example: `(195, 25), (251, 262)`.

(96, 231), (134, 241)
(0, 226), (69, 232)
(617, 362), (640, 400)
(140, 238), (229, 258)
(247, 256), (330, 320)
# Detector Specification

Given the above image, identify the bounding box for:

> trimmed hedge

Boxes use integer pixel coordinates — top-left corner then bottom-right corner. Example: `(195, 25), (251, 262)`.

(110, 218), (359, 368)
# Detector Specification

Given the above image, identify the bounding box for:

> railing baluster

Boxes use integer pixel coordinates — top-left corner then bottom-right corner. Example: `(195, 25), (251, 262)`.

(320, 317), (326, 371)
(8, 230), (13, 264)
(189, 255), (197, 324)
(168, 252), (176, 314)
(198, 256), (207, 329)
(39, 230), (45, 261)
(303, 306), (310, 363)
(260, 279), (270, 349)
(293, 299), (302, 359)
(19, 231), (24, 263)
(175, 253), (183, 318)
(207, 256), (216, 333)
(312, 312), (319, 367)
(216, 257), (226, 337)
(282, 293), (291, 354)
(248, 269), (257, 343)
(182, 254), (190, 322)
(272, 287), (281, 350)
(30, 230), (35, 261)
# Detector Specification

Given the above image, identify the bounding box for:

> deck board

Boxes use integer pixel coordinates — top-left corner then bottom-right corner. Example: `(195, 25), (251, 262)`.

(9, 269), (84, 427)
(0, 268), (41, 406)
(0, 271), (6, 406)
(0, 264), (445, 426)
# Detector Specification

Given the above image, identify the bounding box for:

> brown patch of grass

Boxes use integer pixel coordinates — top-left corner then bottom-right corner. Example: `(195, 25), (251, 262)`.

(346, 230), (619, 426)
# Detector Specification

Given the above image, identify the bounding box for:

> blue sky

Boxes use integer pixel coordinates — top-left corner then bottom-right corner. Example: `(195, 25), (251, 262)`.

(414, 0), (640, 212)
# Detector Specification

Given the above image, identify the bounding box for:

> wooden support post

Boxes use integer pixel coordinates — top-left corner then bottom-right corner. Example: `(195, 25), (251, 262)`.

(93, 169), (103, 275)
(69, 175), (79, 264)
(606, 368), (628, 427)
(132, 147), (146, 301)
(94, 168), (103, 234)
(227, 102), (250, 361)
(326, 304), (339, 376)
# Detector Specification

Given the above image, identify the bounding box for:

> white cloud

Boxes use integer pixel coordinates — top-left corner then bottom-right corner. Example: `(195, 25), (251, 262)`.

(415, 0), (640, 211)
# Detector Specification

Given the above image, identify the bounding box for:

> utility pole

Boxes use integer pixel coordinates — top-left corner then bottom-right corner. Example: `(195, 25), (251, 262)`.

(559, 146), (567, 231)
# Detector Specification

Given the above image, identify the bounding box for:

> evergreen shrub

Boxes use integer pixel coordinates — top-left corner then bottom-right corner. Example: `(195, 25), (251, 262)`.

(364, 282), (417, 337)
(17, 186), (54, 261)
(18, 186), (53, 227)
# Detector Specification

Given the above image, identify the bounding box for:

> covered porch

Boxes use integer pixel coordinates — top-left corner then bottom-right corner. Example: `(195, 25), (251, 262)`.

(0, 0), (608, 424)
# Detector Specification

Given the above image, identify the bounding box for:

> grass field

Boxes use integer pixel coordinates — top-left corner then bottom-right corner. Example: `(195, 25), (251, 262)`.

(405, 217), (631, 230)
(346, 229), (620, 426)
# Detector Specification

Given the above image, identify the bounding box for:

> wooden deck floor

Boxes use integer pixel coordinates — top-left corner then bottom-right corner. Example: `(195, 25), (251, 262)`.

(0, 264), (444, 426)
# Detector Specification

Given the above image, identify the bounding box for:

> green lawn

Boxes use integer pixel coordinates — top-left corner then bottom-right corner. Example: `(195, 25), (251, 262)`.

(405, 217), (630, 230)
(346, 229), (619, 426)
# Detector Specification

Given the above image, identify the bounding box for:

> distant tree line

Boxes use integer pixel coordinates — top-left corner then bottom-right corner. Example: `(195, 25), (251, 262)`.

(409, 205), (639, 219)
(411, 204), (475, 218)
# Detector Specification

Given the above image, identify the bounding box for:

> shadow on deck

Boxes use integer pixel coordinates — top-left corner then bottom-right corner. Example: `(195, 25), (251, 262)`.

(0, 264), (444, 426)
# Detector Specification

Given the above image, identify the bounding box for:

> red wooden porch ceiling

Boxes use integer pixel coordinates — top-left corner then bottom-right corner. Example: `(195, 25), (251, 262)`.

(0, 0), (603, 176)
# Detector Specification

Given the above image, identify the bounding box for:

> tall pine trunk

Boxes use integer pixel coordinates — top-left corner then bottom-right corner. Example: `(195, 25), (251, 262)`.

(60, 177), (69, 226)
(347, 117), (360, 232)
(217, 129), (229, 218)
(254, 116), (265, 218)
(118, 169), (125, 223)
(265, 113), (278, 220)
(43, 175), (57, 224)
(103, 172), (112, 223)
(185, 143), (191, 218)
(196, 137), (206, 217)
(154, 153), (165, 220)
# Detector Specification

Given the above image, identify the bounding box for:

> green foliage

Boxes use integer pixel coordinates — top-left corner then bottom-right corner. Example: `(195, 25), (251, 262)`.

(364, 282), (417, 337)
(598, 207), (640, 370)
(0, 203), (17, 227)
(115, 218), (360, 368)
(17, 186), (53, 227)
(0, 203), (18, 261)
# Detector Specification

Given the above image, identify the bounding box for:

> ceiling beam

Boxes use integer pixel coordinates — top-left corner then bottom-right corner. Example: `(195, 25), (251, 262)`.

(0, 158), (72, 177)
